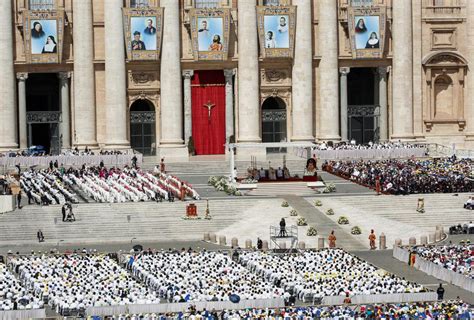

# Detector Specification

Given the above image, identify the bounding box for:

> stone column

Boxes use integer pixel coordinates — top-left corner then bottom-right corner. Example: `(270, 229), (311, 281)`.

(318, 0), (340, 141)
(160, 0), (184, 150)
(183, 70), (194, 146)
(17, 73), (28, 150)
(104, 0), (129, 148)
(73, 0), (97, 147)
(291, 0), (314, 141)
(339, 68), (350, 141)
(465, 0), (474, 142)
(237, 0), (260, 143)
(224, 69), (235, 144)
(0, 0), (18, 150)
(58, 72), (71, 149)
(378, 67), (389, 141)
(392, 0), (414, 139)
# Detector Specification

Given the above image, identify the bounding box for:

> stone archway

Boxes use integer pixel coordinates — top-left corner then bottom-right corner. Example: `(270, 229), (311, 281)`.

(129, 99), (156, 155)
(261, 96), (287, 152)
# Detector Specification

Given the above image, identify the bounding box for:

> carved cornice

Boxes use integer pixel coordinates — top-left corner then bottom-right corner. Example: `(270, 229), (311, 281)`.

(129, 72), (156, 85)
(128, 90), (160, 105)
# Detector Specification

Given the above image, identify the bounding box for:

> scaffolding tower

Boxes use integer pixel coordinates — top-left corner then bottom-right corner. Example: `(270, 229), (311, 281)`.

(270, 225), (299, 253)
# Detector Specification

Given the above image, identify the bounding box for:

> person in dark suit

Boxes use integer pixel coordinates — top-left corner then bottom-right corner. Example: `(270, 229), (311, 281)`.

(27, 190), (33, 204)
(37, 229), (44, 242)
(16, 191), (22, 209)
(131, 31), (146, 50)
(62, 204), (67, 221)
(143, 18), (156, 35)
(279, 218), (287, 237)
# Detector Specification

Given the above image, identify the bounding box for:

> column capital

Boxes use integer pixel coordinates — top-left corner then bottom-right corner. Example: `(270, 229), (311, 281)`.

(377, 66), (390, 75)
(58, 71), (71, 81)
(16, 72), (28, 81)
(339, 67), (350, 76)
(224, 69), (236, 79)
(182, 70), (194, 79)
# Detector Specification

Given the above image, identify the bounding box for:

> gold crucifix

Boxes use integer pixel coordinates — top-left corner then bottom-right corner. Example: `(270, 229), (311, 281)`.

(203, 100), (215, 121)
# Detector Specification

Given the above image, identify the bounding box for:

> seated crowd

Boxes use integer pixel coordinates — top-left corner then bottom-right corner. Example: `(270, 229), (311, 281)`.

(20, 165), (199, 204)
(129, 250), (284, 303)
(1, 147), (128, 157)
(413, 244), (473, 279)
(10, 254), (159, 315)
(0, 262), (42, 311)
(322, 157), (473, 194)
(449, 221), (474, 235)
(239, 249), (426, 302)
(311, 141), (423, 151)
(21, 169), (79, 205)
(105, 301), (473, 319)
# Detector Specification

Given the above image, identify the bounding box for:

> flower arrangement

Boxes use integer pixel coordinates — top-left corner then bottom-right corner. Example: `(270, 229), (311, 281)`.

(351, 226), (362, 235)
(326, 208), (335, 215)
(323, 183), (336, 193)
(338, 216), (349, 225)
(290, 209), (298, 216)
(297, 217), (307, 226)
(307, 226), (318, 236)
(240, 178), (258, 184)
(281, 201), (289, 207)
(416, 208), (425, 213)
(314, 200), (323, 207)
(208, 176), (241, 196)
(182, 216), (202, 220)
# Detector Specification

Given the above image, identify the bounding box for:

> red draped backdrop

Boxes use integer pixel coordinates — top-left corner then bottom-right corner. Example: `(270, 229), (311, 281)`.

(191, 70), (226, 155)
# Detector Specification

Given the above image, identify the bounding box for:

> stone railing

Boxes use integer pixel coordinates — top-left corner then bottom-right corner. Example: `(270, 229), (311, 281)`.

(422, 0), (466, 19)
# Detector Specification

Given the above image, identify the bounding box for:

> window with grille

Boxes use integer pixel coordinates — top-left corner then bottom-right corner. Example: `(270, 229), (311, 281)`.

(351, 0), (374, 6)
(195, 0), (220, 8)
(29, 0), (55, 10)
(263, 0), (281, 5)
(130, 0), (150, 8)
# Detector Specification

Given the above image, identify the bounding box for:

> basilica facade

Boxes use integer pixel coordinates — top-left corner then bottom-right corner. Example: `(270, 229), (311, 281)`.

(0, 0), (473, 156)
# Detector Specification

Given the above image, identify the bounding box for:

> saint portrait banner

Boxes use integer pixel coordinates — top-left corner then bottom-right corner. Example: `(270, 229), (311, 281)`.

(123, 7), (164, 61)
(348, 6), (386, 59)
(23, 10), (65, 64)
(257, 6), (296, 59)
(189, 8), (231, 61)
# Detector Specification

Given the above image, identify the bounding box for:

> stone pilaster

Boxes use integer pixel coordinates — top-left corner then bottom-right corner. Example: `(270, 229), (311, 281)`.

(318, 0), (340, 141)
(0, 0), (18, 150)
(160, 0), (184, 150)
(224, 69), (235, 144)
(465, 0), (474, 142)
(17, 73), (28, 150)
(58, 72), (71, 149)
(73, 0), (97, 147)
(237, 0), (260, 143)
(183, 70), (194, 146)
(339, 67), (350, 142)
(104, 0), (129, 148)
(378, 67), (389, 141)
(291, 0), (314, 142)
(392, 0), (414, 140)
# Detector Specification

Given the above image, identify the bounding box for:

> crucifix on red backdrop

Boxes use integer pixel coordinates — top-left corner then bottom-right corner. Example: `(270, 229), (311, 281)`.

(203, 100), (215, 122)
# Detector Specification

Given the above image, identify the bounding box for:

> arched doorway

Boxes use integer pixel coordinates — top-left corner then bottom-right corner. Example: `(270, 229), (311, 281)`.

(261, 97), (287, 153)
(130, 100), (156, 155)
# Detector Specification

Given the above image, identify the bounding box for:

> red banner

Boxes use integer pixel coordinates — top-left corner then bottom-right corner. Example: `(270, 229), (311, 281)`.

(191, 70), (226, 155)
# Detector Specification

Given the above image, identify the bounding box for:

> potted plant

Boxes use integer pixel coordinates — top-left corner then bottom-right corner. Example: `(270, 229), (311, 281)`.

(307, 226), (318, 236)
(338, 216), (349, 225)
(281, 201), (289, 207)
(290, 209), (298, 216)
(326, 208), (335, 215)
(297, 217), (307, 226)
(351, 226), (362, 235)
(314, 200), (323, 207)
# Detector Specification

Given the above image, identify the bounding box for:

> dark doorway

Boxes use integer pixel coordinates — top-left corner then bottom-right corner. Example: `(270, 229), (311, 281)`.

(261, 97), (287, 153)
(347, 68), (379, 144)
(26, 73), (61, 154)
(130, 100), (156, 155)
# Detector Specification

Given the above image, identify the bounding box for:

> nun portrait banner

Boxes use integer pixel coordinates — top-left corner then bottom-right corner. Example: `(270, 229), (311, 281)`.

(190, 8), (231, 61)
(348, 6), (386, 59)
(23, 10), (64, 64)
(123, 7), (164, 61)
(257, 6), (296, 59)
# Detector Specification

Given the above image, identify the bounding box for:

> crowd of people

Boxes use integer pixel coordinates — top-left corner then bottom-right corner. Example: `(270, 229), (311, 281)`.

(1, 147), (129, 157)
(10, 254), (160, 315)
(311, 141), (425, 151)
(239, 249), (426, 302)
(413, 244), (473, 279)
(129, 250), (284, 303)
(19, 165), (199, 205)
(0, 262), (42, 311)
(322, 157), (473, 194)
(102, 301), (473, 319)
(21, 169), (79, 205)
